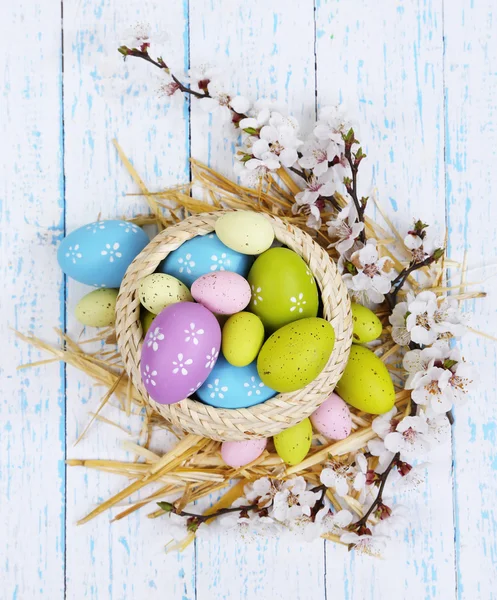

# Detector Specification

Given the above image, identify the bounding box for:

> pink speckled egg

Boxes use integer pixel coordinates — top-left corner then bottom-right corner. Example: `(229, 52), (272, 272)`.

(191, 271), (251, 315)
(221, 438), (268, 468)
(140, 302), (221, 405)
(310, 392), (352, 440)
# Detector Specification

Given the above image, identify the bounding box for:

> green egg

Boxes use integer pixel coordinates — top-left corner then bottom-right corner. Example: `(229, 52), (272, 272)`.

(335, 345), (395, 415)
(140, 308), (155, 334)
(274, 418), (313, 466)
(247, 248), (319, 333)
(139, 273), (192, 315)
(257, 317), (335, 393)
(74, 288), (119, 327)
(351, 303), (383, 343)
(222, 312), (265, 367)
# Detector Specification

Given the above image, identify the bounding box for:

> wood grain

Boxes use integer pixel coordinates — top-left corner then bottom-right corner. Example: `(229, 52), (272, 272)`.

(0, 2), (65, 598)
(1, 0), (495, 597)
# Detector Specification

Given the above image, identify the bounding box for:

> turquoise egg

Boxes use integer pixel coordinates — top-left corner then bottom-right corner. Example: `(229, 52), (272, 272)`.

(197, 354), (277, 409)
(160, 233), (253, 288)
(57, 220), (149, 288)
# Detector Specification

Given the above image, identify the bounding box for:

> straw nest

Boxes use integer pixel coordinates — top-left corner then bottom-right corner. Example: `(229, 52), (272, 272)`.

(116, 211), (353, 441)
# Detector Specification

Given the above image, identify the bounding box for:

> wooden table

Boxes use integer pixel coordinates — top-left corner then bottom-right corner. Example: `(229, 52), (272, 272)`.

(2, 1), (496, 598)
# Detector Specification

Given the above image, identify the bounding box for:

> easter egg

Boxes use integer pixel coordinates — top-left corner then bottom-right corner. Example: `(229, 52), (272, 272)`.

(221, 438), (267, 468)
(351, 303), (382, 343)
(247, 248), (319, 333)
(257, 318), (335, 393)
(58, 220), (149, 287)
(140, 302), (221, 405)
(191, 271), (251, 315)
(74, 288), (118, 327)
(273, 418), (312, 466)
(197, 354), (277, 409)
(335, 345), (395, 415)
(310, 393), (352, 440)
(215, 211), (275, 255)
(141, 309), (155, 334)
(139, 273), (192, 315)
(160, 233), (253, 288)
(222, 312), (265, 367)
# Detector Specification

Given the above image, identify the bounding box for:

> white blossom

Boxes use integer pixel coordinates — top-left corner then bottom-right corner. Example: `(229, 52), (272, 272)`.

(248, 111), (302, 170)
(340, 530), (389, 557)
(342, 239), (397, 304)
(298, 139), (333, 176)
(367, 438), (395, 474)
(326, 202), (365, 255)
(384, 415), (431, 458)
(271, 477), (320, 521)
(389, 300), (411, 346)
(320, 465), (349, 497)
(314, 105), (357, 156)
(121, 22), (168, 49)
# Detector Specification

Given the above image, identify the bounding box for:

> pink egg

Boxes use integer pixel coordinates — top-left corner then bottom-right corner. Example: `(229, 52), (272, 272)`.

(310, 392), (352, 440)
(221, 438), (268, 468)
(191, 271), (251, 315)
(140, 302), (221, 405)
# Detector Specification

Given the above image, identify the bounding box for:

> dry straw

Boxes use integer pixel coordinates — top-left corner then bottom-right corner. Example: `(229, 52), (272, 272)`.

(17, 141), (488, 551)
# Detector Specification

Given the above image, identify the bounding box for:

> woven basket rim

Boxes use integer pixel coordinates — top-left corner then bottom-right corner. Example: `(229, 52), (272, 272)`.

(116, 210), (353, 441)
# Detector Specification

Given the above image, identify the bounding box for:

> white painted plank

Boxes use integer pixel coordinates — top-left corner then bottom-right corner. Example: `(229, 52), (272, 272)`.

(444, 2), (497, 598)
(188, 2), (327, 599)
(315, 1), (456, 598)
(62, 1), (195, 597)
(0, 2), (65, 599)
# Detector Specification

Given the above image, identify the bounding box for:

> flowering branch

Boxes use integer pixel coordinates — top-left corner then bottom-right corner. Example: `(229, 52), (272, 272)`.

(386, 252), (443, 308)
(157, 501), (258, 532)
(343, 129), (367, 244)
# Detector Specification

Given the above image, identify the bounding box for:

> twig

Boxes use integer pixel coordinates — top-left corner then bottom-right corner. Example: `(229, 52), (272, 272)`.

(386, 254), (440, 307)
(157, 501), (258, 529)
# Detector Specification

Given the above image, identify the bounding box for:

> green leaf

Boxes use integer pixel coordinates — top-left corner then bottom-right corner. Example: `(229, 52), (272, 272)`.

(443, 359), (458, 370)
(344, 260), (358, 276)
(432, 247), (445, 262)
(243, 127), (259, 135)
(414, 219), (429, 232)
(157, 501), (174, 513)
(118, 46), (130, 56)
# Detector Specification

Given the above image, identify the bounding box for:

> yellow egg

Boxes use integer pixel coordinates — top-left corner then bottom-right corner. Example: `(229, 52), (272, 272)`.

(257, 318), (335, 392)
(335, 345), (395, 414)
(274, 418), (312, 466)
(74, 288), (118, 327)
(248, 248), (319, 333)
(215, 211), (274, 255)
(351, 303), (383, 343)
(140, 308), (155, 334)
(222, 312), (265, 367)
(139, 273), (192, 315)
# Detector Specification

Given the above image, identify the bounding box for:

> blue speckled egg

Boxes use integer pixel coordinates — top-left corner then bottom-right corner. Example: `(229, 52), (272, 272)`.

(197, 354), (277, 409)
(160, 233), (253, 288)
(57, 220), (149, 287)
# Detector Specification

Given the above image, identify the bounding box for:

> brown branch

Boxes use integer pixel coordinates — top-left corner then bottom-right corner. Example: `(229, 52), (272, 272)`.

(344, 147), (366, 244)
(385, 254), (439, 308)
(157, 501), (258, 525)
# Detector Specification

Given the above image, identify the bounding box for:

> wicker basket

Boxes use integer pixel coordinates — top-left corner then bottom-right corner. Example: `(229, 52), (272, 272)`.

(116, 211), (353, 441)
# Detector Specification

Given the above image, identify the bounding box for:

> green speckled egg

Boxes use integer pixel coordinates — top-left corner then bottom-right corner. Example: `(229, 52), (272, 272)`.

(141, 308), (155, 334)
(257, 317), (335, 393)
(247, 248), (319, 333)
(351, 303), (383, 343)
(335, 345), (395, 415)
(75, 288), (118, 327)
(222, 312), (265, 367)
(139, 273), (192, 315)
(274, 418), (312, 466)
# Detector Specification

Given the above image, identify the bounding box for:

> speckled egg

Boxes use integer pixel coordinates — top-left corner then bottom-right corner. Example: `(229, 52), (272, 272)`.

(257, 318), (335, 393)
(160, 233), (253, 288)
(140, 302), (221, 405)
(273, 418), (312, 466)
(139, 273), (192, 315)
(141, 309), (155, 334)
(215, 211), (275, 255)
(197, 354), (277, 409)
(335, 345), (395, 415)
(74, 288), (118, 327)
(222, 312), (265, 367)
(191, 271), (251, 315)
(310, 393), (352, 440)
(351, 303), (383, 343)
(221, 438), (267, 468)
(247, 247), (319, 333)
(58, 220), (149, 287)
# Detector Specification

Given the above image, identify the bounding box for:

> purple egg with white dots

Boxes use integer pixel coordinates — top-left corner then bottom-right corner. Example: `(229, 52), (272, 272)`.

(140, 302), (221, 405)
